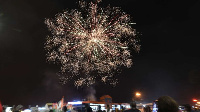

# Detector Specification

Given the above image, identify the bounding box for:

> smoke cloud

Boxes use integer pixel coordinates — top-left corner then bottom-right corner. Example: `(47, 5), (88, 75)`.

(86, 86), (97, 101)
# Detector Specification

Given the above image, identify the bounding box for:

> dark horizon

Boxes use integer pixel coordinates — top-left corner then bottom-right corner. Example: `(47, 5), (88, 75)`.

(0, 0), (200, 106)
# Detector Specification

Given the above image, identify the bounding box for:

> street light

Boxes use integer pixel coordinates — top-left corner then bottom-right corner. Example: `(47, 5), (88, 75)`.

(135, 92), (141, 97)
(193, 99), (198, 102)
(132, 92), (142, 102)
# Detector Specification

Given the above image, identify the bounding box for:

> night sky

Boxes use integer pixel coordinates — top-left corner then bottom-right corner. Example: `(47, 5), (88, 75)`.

(0, 0), (200, 106)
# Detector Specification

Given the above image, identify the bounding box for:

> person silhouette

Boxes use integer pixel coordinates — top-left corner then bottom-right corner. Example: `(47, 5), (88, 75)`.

(157, 96), (179, 112)
(85, 104), (92, 112)
(124, 101), (141, 112)
(97, 105), (103, 112)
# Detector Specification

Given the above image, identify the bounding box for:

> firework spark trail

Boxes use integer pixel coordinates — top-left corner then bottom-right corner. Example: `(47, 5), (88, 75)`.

(45, 0), (140, 87)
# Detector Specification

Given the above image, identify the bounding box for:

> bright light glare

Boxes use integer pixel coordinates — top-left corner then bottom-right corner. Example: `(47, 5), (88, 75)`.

(38, 107), (46, 110)
(5, 107), (12, 112)
(68, 101), (82, 104)
(193, 99), (198, 102)
(23, 109), (31, 112)
(135, 92), (141, 97)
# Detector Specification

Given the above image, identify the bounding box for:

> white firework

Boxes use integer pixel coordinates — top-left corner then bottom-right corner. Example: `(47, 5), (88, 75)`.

(45, 0), (140, 86)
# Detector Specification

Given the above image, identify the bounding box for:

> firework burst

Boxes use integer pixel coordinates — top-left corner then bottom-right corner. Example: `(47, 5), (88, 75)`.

(45, 0), (140, 87)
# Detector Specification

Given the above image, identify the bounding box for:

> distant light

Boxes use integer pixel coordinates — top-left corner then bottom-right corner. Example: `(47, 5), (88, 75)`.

(90, 103), (104, 106)
(193, 99), (198, 102)
(38, 107), (46, 110)
(5, 107), (12, 112)
(135, 92), (141, 97)
(197, 102), (200, 104)
(68, 101), (82, 104)
(23, 109), (31, 112)
(143, 105), (146, 107)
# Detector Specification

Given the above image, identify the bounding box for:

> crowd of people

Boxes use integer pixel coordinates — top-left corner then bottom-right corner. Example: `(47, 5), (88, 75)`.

(65, 96), (199, 112)
(92, 96), (200, 112)
(154, 96), (200, 112)
(1, 96), (200, 112)
(122, 96), (200, 112)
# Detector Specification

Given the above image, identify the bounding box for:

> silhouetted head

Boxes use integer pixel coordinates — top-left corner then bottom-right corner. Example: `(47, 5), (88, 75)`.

(130, 101), (137, 109)
(184, 104), (192, 111)
(157, 96), (179, 112)
(98, 105), (101, 110)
